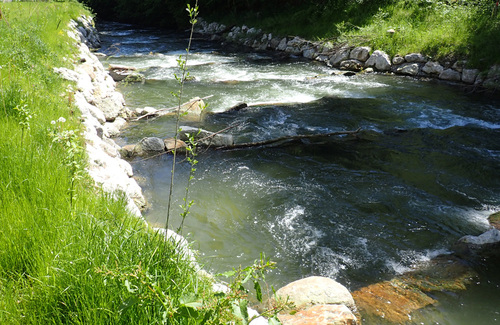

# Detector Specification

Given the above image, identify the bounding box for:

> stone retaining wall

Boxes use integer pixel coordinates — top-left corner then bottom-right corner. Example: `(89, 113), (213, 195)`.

(195, 19), (500, 90)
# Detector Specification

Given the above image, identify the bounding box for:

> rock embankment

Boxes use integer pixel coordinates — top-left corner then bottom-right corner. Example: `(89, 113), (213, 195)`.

(56, 16), (195, 250)
(56, 17), (145, 218)
(194, 19), (500, 90)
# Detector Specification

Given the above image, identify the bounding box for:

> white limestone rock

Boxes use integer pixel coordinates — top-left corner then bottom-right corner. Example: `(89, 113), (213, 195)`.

(276, 276), (356, 312)
(365, 50), (392, 71)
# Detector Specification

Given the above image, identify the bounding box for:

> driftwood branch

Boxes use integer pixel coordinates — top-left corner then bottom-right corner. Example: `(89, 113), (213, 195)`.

(216, 127), (362, 150)
(135, 95), (213, 121)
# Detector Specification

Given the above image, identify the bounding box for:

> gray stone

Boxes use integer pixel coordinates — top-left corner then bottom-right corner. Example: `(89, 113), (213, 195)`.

(329, 47), (351, 67)
(135, 137), (165, 154)
(276, 276), (356, 311)
(303, 47), (317, 60)
(277, 37), (288, 51)
(269, 37), (281, 50)
(462, 68), (479, 84)
(349, 46), (371, 62)
(365, 50), (391, 71)
(452, 60), (467, 73)
(94, 92), (126, 122)
(487, 65), (500, 79)
(459, 229), (500, 246)
(396, 63), (420, 76)
(315, 55), (330, 63)
(340, 59), (364, 71)
(422, 61), (444, 75)
(404, 53), (426, 63)
(104, 117), (127, 138)
(439, 68), (462, 81)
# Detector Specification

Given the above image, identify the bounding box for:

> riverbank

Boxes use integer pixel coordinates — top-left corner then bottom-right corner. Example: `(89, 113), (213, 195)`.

(194, 18), (500, 91)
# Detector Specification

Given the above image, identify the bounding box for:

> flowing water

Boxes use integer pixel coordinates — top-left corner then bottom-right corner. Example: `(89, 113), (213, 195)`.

(98, 22), (500, 324)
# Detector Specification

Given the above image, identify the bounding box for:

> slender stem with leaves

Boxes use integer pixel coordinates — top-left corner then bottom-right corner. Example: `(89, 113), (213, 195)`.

(165, 1), (199, 231)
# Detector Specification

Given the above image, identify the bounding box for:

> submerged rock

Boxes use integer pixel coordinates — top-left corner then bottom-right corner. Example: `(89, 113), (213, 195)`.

(352, 254), (477, 324)
(108, 64), (137, 82)
(134, 137), (165, 156)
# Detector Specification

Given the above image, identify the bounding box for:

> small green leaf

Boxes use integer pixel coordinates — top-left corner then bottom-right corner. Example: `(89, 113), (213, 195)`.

(176, 306), (199, 319)
(254, 281), (263, 303)
(232, 300), (249, 325)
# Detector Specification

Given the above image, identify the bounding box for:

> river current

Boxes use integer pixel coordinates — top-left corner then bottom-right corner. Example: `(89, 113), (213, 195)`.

(97, 22), (500, 324)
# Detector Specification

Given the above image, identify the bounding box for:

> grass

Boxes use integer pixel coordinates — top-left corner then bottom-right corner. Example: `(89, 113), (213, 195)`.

(0, 2), (281, 324)
(208, 0), (500, 70)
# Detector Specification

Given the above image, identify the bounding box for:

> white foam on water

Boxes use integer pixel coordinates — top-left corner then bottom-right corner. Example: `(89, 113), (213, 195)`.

(386, 248), (452, 275)
(312, 246), (356, 279)
(268, 206), (325, 258)
(409, 106), (500, 130)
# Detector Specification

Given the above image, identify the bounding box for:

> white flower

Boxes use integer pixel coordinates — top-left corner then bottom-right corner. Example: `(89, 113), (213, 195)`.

(57, 117), (66, 123)
(51, 120), (56, 125)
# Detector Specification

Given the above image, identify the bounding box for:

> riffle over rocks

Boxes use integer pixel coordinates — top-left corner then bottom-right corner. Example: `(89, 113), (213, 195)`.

(194, 18), (500, 90)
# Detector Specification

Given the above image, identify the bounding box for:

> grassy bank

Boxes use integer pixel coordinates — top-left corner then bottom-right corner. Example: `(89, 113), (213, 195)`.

(210, 0), (500, 70)
(0, 2), (273, 324)
(81, 0), (500, 69)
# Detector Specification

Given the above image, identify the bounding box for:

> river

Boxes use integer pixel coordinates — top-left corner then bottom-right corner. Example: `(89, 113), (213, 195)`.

(97, 21), (500, 324)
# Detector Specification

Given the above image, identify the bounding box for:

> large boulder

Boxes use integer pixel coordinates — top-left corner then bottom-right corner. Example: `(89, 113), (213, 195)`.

(339, 59), (363, 72)
(404, 53), (427, 63)
(276, 276), (358, 325)
(349, 46), (371, 62)
(439, 68), (462, 81)
(396, 63), (420, 76)
(365, 50), (391, 71)
(277, 38), (288, 51)
(93, 92), (127, 122)
(329, 47), (351, 67)
(462, 68), (480, 84)
(276, 276), (356, 311)
(422, 61), (444, 75)
(458, 229), (500, 246)
(134, 137), (165, 156)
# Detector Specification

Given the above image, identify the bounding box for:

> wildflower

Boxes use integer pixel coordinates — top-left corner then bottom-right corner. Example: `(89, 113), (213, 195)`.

(51, 120), (56, 125)
(58, 117), (66, 123)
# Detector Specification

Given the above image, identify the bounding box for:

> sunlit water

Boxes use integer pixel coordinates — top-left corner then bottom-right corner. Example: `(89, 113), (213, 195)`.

(98, 22), (500, 324)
